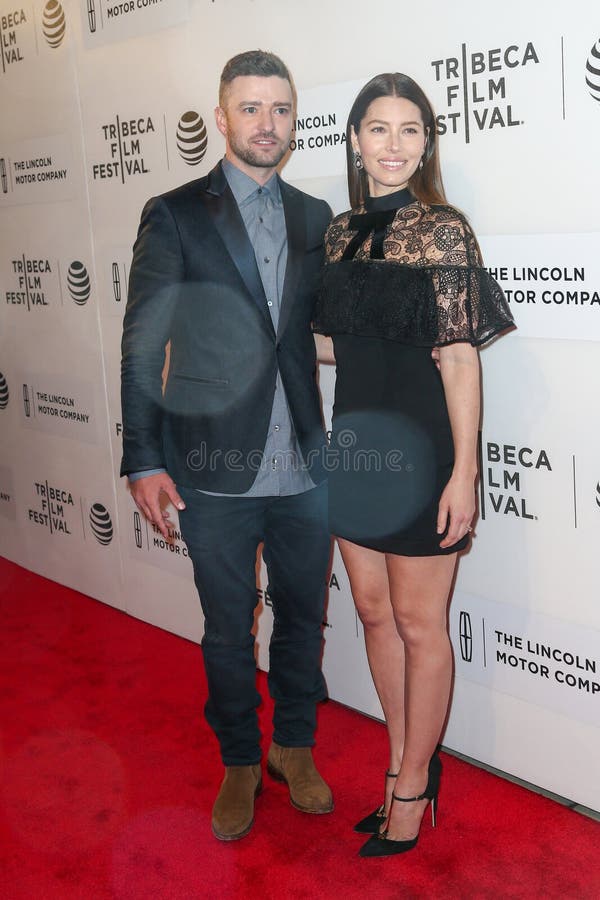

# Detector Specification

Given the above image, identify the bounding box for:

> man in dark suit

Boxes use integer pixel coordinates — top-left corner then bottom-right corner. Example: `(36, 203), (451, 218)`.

(120, 51), (332, 841)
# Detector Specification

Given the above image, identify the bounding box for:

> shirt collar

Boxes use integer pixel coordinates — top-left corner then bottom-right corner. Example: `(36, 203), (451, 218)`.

(222, 157), (281, 206)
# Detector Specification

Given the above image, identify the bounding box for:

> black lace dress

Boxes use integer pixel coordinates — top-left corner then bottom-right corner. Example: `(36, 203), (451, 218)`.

(313, 188), (514, 556)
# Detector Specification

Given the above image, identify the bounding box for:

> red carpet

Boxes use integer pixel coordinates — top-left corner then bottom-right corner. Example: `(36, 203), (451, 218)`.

(1, 557), (598, 899)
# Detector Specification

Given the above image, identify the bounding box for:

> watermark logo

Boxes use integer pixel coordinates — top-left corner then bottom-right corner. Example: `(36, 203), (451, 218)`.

(42, 0), (66, 48)
(176, 111), (207, 166)
(89, 502), (113, 545)
(67, 261), (91, 305)
(186, 430), (410, 476)
(586, 38), (600, 102)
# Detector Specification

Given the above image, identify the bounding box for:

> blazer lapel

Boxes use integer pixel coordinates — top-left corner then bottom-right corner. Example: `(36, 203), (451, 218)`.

(277, 179), (306, 339)
(201, 162), (275, 337)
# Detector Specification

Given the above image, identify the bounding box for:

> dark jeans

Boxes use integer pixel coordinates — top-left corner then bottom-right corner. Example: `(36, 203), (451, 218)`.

(178, 482), (330, 766)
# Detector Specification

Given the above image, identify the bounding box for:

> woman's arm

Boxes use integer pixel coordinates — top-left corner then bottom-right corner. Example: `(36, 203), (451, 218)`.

(314, 333), (336, 364)
(437, 342), (480, 548)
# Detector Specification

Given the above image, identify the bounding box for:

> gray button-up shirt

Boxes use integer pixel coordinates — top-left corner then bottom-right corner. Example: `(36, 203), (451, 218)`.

(220, 159), (314, 496)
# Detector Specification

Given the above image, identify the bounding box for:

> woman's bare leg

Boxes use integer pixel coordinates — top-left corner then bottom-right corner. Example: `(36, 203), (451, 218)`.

(381, 552), (456, 841)
(338, 538), (406, 813)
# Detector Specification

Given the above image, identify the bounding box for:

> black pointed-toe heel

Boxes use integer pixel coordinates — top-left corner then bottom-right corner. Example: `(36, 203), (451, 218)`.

(354, 752), (442, 835)
(358, 760), (441, 858)
(353, 771), (398, 834)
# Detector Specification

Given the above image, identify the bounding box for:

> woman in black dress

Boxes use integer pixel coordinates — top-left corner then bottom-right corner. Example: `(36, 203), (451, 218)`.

(313, 74), (513, 857)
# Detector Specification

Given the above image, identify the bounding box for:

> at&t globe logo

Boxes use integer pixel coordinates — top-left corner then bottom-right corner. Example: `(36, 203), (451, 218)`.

(67, 261), (91, 305)
(0, 372), (9, 409)
(89, 502), (113, 545)
(42, 0), (66, 48)
(586, 39), (600, 102)
(176, 112), (208, 166)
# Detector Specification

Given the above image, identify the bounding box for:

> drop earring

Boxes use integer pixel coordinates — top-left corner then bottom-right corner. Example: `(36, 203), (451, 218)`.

(354, 152), (364, 170)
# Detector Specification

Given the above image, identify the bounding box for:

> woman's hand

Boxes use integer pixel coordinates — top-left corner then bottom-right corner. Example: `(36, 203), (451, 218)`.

(437, 473), (476, 548)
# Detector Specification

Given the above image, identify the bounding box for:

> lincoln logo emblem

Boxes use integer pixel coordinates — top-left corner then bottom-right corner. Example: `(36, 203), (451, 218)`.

(133, 510), (143, 548)
(23, 384), (31, 418)
(112, 262), (121, 302)
(459, 610), (473, 662)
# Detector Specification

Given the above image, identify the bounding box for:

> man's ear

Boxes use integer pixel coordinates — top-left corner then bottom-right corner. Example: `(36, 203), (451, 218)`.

(215, 105), (227, 139)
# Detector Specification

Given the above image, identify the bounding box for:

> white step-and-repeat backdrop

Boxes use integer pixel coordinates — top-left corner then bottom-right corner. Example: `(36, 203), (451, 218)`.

(1, 0), (598, 811)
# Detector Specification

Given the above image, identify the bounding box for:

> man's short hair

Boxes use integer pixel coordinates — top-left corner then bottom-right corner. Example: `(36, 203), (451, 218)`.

(219, 50), (292, 106)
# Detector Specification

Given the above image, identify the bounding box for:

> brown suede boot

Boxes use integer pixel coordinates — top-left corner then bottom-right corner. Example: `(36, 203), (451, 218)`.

(267, 742), (333, 814)
(211, 764), (262, 841)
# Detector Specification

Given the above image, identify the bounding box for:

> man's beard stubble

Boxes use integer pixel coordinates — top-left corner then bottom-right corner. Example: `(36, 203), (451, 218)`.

(228, 131), (289, 169)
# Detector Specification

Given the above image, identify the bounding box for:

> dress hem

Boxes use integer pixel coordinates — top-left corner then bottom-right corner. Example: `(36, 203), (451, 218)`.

(332, 530), (470, 557)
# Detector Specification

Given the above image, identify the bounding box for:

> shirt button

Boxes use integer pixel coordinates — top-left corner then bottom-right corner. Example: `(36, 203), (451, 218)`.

(274, 425), (280, 431)
(264, 256), (270, 263)
(257, 188), (263, 194)
(267, 300), (273, 307)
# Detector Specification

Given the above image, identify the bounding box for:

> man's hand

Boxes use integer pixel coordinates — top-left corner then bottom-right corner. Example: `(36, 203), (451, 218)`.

(129, 472), (185, 539)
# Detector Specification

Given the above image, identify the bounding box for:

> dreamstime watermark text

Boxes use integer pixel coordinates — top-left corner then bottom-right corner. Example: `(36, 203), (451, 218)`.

(186, 429), (414, 474)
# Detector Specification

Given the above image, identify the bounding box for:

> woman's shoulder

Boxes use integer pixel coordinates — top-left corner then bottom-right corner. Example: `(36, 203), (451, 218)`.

(407, 201), (479, 264)
(416, 201), (471, 228)
(389, 199), (474, 240)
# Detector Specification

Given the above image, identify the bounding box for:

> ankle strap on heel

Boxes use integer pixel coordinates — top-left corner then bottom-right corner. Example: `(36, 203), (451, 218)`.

(392, 790), (428, 803)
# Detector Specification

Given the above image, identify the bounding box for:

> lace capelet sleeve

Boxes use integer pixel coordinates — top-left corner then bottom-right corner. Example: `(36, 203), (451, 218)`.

(313, 208), (515, 347)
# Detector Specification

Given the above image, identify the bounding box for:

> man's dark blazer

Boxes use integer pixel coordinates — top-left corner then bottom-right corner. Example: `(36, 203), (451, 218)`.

(120, 161), (331, 493)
